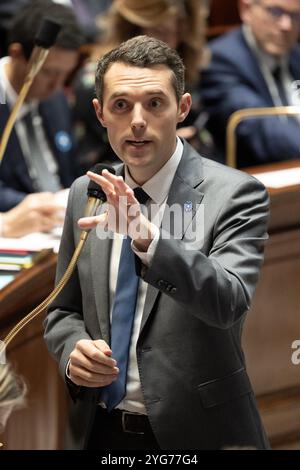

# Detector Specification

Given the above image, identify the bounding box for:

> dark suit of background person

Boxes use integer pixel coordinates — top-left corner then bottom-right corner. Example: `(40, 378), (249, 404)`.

(0, 0), (28, 57)
(44, 137), (270, 450)
(0, 95), (76, 211)
(0, 0), (83, 212)
(201, 27), (300, 168)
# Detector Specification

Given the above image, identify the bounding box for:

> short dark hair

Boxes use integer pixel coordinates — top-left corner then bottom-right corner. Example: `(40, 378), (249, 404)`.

(95, 35), (185, 104)
(8, 0), (84, 60)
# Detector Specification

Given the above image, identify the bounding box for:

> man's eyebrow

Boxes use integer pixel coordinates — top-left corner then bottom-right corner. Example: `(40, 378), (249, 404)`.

(108, 90), (167, 100)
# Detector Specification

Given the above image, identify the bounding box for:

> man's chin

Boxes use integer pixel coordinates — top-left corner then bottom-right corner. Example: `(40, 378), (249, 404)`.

(123, 145), (153, 160)
(126, 154), (150, 164)
(266, 43), (291, 57)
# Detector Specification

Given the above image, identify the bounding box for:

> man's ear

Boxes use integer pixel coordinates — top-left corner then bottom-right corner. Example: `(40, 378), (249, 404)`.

(239, 0), (252, 24)
(177, 93), (192, 124)
(92, 98), (106, 127)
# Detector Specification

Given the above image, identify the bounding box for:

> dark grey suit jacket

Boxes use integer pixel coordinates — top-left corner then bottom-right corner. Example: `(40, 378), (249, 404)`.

(44, 141), (270, 449)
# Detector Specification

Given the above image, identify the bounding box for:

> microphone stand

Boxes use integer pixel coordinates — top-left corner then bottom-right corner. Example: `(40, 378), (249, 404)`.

(1, 200), (99, 351)
(3, 230), (90, 348)
(0, 164), (114, 351)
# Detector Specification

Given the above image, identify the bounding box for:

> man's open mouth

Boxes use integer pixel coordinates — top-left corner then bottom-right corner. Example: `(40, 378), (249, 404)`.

(126, 140), (151, 147)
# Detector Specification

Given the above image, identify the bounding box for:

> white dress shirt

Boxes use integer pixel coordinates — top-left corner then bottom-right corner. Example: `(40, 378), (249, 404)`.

(0, 56), (62, 190)
(109, 137), (183, 414)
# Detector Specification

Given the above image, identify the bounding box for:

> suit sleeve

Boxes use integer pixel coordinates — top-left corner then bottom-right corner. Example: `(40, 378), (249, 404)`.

(201, 48), (300, 164)
(0, 180), (26, 211)
(142, 176), (269, 329)
(43, 179), (91, 386)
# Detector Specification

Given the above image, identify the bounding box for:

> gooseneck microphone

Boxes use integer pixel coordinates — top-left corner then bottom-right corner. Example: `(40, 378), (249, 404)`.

(0, 18), (62, 164)
(1, 164), (115, 350)
(24, 18), (62, 86)
(81, 163), (116, 241)
(35, 18), (62, 49)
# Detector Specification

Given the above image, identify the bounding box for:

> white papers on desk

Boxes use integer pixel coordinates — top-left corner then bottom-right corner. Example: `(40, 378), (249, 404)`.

(0, 230), (61, 253)
(0, 274), (16, 289)
(253, 167), (300, 188)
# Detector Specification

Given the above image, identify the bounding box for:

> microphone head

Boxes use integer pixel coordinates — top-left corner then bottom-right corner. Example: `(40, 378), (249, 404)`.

(35, 18), (62, 49)
(87, 163), (116, 201)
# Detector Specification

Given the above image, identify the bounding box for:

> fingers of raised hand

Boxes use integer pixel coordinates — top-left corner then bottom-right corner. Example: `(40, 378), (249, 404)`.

(88, 170), (133, 202)
(78, 213), (107, 230)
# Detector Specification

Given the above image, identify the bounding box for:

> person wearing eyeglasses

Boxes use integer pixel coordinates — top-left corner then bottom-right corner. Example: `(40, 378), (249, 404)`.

(201, 0), (300, 168)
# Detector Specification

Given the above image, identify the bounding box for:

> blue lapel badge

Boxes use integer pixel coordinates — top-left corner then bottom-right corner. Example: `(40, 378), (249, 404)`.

(184, 201), (193, 212)
(55, 131), (72, 153)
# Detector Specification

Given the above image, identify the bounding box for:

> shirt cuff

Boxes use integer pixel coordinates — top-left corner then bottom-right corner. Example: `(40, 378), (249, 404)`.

(131, 224), (160, 266)
(66, 358), (71, 379)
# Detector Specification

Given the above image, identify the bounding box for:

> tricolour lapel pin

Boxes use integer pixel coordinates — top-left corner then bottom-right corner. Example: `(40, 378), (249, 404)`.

(184, 201), (193, 212)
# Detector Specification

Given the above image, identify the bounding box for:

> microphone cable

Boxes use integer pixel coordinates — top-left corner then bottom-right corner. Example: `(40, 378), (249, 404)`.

(1, 163), (115, 349)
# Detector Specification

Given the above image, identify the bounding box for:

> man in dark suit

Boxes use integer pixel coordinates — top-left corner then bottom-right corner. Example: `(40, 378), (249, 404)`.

(44, 35), (270, 450)
(0, 0), (83, 212)
(201, 0), (300, 168)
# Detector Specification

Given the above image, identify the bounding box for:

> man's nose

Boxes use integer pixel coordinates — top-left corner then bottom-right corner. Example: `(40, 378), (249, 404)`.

(279, 13), (293, 30)
(131, 104), (146, 132)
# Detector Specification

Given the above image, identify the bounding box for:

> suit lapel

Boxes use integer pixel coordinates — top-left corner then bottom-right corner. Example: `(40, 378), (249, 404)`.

(90, 146), (205, 337)
(90, 229), (112, 344)
(239, 29), (275, 105)
(140, 141), (204, 333)
(90, 164), (123, 343)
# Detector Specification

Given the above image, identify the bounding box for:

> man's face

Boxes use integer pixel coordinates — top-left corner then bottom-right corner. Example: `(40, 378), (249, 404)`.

(93, 62), (191, 184)
(240, 0), (300, 56)
(26, 47), (78, 100)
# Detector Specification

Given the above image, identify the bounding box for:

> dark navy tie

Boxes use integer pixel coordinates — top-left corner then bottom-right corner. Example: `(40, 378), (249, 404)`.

(273, 66), (289, 106)
(101, 187), (149, 411)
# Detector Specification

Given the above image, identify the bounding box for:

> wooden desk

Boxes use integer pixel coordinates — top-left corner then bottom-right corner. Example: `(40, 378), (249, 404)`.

(243, 160), (300, 449)
(0, 252), (68, 450)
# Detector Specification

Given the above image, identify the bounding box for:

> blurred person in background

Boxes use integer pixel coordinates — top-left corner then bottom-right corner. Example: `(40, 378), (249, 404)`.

(0, 0), (83, 213)
(0, 192), (65, 238)
(201, 0), (300, 168)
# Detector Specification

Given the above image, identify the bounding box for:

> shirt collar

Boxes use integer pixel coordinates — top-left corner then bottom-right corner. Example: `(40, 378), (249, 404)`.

(0, 56), (38, 119)
(125, 137), (183, 205)
(242, 25), (288, 73)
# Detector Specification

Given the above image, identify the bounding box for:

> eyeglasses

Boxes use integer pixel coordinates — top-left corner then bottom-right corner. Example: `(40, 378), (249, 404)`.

(258, 3), (300, 22)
